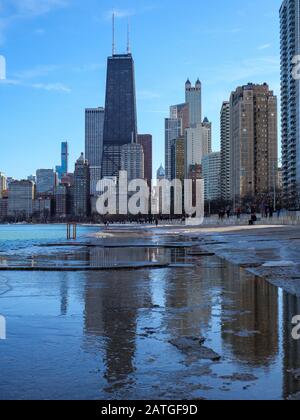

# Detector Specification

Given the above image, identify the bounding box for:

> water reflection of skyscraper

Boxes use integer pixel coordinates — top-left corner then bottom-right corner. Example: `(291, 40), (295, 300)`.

(164, 257), (218, 338)
(221, 265), (279, 367)
(83, 270), (151, 389)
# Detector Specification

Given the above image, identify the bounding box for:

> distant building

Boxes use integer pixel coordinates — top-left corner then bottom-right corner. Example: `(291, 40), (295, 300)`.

(85, 108), (105, 195)
(61, 173), (74, 186)
(156, 165), (165, 181)
(202, 117), (212, 156)
(220, 101), (231, 201)
(73, 153), (90, 218)
(185, 79), (202, 126)
(27, 175), (36, 183)
(188, 164), (202, 207)
(185, 125), (203, 177)
(8, 180), (35, 218)
(121, 143), (144, 182)
(165, 118), (182, 180)
(230, 83), (278, 201)
(0, 172), (7, 198)
(55, 184), (72, 218)
(170, 103), (190, 132)
(56, 142), (69, 181)
(36, 169), (57, 194)
(0, 196), (8, 219)
(171, 137), (185, 182)
(202, 153), (221, 201)
(137, 134), (153, 189)
(33, 197), (52, 219)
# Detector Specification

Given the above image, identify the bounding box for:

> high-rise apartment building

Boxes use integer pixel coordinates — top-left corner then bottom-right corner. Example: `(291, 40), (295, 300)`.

(137, 134), (153, 188)
(202, 153), (221, 201)
(220, 101), (231, 201)
(185, 125), (203, 177)
(165, 118), (182, 180)
(230, 83), (278, 201)
(56, 142), (69, 180)
(73, 153), (90, 217)
(280, 0), (300, 206)
(202, 117), (212, 156)
(185, 79), (202, 126)
(36, 169), (57, 194)
(85, 108), (105, 194)
(102, 52), (137, 178)
(8, 180), (35, 218)
(171, 137), (185, 182)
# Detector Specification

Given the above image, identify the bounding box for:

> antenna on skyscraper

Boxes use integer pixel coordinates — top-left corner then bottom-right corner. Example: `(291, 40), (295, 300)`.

(112, 12), (116, 55)
(127, 20), (131, 54)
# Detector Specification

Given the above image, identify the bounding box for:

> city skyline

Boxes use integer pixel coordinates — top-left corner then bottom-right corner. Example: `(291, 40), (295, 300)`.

(0, 0), (282, 180)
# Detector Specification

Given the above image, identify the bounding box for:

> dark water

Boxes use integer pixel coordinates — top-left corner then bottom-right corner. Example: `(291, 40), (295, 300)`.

(0, 226), (300, 400)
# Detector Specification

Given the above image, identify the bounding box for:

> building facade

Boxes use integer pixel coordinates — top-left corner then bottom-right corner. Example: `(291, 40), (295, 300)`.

(121, 143), (145, 182)
(202, 117), (212, 156)
(185, 124), (203, 177)
(185, 79), (202, 126)
(56, 142), (69, 180)
(85, 108), (105, 194)
(202, 153), (221, 201)
(36, 169), (57, 194)
(73, 153), (90, 217)
(230, 83), (278, 201)
(55, 184), (72, 218)
(102, 53), (137, 178)
(220, 101), (231, 201)
(137, 134), (153, 189)
(280, 0), (300, 206)
(8, 180), (35, 218)
(0, 172), (7, 198)
(165, 118), (182, 181)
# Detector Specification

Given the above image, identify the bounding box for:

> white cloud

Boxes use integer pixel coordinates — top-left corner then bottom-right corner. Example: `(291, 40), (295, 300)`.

(0, 0), (68, 43)
(14, 64), (59, 79)
(9, 0), (68, 17)
(32, 82), (71, 92)
(258, 44), (271, 50)
(0, 78), (71, 92)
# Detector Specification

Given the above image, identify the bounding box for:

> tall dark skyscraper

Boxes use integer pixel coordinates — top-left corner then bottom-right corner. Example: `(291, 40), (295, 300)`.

(102, 51), (138, 177)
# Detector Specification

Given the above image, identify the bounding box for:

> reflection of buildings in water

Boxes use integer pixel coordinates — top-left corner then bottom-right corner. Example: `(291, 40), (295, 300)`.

(282, 293), (300, 399)
(164, 257), (219, 338)
(83, 270), (151, 387)
(59, 273), (70, 316)
(221, 264), (278, 367)
(87, 247), (166, 267)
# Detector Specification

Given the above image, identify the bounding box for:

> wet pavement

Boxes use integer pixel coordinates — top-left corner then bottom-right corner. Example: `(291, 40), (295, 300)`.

(0, 225), (300, 400)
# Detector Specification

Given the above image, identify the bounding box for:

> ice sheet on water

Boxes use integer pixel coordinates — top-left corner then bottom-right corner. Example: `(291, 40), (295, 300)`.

(262, 260), (296, 267)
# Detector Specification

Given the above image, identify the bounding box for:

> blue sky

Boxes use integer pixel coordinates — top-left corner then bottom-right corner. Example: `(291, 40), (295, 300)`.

(0, 0), (282, 179)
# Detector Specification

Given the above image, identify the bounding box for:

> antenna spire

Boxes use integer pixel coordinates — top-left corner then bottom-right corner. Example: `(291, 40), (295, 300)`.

(127, 20), (131, 54)
(112, 12), (116, 55)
